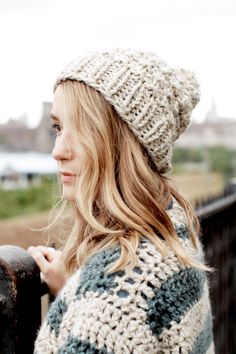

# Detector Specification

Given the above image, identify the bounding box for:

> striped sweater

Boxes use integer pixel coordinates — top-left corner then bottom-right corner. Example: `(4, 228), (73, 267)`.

(34, 200), (215, 354)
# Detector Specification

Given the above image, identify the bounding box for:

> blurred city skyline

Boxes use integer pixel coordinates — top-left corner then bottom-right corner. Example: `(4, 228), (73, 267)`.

(0, 0), (235, 127)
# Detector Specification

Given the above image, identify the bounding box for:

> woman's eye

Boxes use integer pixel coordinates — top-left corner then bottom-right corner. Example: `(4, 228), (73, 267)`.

(51, 123), (62, 135)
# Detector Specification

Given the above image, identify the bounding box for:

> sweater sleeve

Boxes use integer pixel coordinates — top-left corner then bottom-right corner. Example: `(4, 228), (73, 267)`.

(34, 237), (214, 354)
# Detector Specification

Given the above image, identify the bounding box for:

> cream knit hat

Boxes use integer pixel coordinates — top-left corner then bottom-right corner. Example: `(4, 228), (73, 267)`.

(55, 49), (200, 173)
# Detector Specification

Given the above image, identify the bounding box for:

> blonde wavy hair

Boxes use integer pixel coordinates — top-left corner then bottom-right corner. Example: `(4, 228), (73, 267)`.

(48, 80), (208, 276)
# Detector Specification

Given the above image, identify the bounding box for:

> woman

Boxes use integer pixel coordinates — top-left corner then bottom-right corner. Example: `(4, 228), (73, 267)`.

(28, 49), (214, 353)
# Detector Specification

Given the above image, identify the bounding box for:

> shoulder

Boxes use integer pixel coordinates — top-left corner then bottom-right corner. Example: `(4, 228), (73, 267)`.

(65, 197), (202, 300)
(72, 197), (205, 303)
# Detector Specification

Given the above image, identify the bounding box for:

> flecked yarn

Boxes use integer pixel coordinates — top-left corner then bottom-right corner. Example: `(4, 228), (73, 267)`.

(34, 199), (214, 354)
(54, 49), (200, 173)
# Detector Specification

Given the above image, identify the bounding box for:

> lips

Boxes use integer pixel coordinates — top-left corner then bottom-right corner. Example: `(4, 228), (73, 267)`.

(60, 171), (76, 183)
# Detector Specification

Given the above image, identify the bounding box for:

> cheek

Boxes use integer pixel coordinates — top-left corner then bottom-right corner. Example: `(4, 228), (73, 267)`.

(74, 143), (87, 164)
(74, 154), (87, 174)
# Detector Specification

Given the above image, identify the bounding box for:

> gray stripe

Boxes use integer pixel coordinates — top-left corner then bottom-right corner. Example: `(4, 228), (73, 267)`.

(190, 311), (213, 354)
(146, 268), (206, 336)
(58, 334), (115, 354)
(47, 297), (68, 337)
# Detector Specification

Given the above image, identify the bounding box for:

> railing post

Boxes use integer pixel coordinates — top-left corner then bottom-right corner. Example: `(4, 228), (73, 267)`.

(0, 245), (41, 354)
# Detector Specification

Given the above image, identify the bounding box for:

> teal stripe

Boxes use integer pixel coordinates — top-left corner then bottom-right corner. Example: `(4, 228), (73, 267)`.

(75, 246), (124, 299)
(47, 297), (68, 337)
(146, 268), (206, 336)
(190, 311), (213, 354)
(175, 225), (189, 240)
(58, 335), (115, 354)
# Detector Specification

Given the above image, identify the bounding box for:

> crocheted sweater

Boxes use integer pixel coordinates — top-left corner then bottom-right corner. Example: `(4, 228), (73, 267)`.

(34, 200), (215, 354)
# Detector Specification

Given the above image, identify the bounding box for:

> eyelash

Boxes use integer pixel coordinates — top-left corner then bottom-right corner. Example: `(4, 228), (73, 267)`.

(51, 123), (62, 135)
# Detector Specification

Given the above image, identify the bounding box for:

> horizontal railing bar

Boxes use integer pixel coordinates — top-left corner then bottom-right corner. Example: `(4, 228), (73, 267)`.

(196, 193), (236, 219)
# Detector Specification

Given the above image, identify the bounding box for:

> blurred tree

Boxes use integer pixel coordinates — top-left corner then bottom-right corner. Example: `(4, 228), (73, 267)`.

(207, 146), (235, 177)
(173, 148), (203, 163)
(173, 146), (236, 178)
(0, 176), (58, 219)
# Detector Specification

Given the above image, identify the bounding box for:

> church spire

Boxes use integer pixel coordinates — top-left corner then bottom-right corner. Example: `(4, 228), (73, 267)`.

(205, 98), (219, 123)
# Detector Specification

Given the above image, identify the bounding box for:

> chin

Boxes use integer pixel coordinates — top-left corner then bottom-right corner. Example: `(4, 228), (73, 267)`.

(62, 186), (76, 203)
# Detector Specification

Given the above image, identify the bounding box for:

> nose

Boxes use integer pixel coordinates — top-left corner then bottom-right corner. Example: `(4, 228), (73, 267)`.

(52, 135), (72, 161)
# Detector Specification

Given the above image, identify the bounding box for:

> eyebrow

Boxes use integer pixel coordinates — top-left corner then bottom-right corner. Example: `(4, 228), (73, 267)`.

(50, 112), (60, 121)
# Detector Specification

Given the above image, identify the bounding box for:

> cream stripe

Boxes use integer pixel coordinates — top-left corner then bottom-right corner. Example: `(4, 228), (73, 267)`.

(34, 321), (58, 354)
(58, 291), (159, 354)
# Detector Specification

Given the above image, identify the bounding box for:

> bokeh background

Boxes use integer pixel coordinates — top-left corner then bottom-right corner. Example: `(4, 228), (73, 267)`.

(0, 0), (235, 248)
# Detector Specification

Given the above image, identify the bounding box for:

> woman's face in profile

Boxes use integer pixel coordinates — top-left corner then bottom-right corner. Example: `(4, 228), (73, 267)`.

(51, 85), (87, 202)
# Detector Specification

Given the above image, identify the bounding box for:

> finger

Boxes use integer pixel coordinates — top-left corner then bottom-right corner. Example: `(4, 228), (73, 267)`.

(37, 246), (58, 261)
(27, 246), (37, 257)
(28, 248), (50, 273)
(28, 246), (58, 262)
(40, 272), (45, 282)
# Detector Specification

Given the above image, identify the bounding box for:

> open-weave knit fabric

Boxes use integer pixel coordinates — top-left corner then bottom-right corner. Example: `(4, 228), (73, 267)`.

(54, 49), (200, 173)
(34, 200), (214, 354)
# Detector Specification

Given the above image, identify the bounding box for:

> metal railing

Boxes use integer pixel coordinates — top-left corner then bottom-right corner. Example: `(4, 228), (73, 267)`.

(196, 191), (236, 354)
(0, 246), (42, 354)
(0, 188), (236, 354)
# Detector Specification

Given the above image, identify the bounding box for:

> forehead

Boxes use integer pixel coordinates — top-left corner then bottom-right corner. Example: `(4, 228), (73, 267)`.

(51, 85), (68, 121)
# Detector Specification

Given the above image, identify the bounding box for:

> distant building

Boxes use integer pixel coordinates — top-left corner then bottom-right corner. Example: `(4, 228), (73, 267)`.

(0, 102), (54, 153)
(34, 102), (54, 153)
(176, 119), (236, 149)
(176, 101), (236, 149)
(0, 117), (35, 151)
(0, 103), (57, 189)
(205, 99), (220, 123)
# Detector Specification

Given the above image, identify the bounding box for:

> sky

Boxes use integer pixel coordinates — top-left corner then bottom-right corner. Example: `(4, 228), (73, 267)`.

(0, 0), (235, 127)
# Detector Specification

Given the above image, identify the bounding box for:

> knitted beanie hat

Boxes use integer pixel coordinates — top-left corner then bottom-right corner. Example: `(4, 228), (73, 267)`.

(55, 49), (200, 173)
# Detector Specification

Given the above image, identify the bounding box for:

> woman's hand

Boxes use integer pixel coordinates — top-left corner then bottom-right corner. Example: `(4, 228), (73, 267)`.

(27, 245), (67, 297)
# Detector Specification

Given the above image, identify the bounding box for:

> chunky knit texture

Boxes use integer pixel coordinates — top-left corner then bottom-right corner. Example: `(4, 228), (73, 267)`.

(54, 49), (200, 173)
(34, 200), (214, 354)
